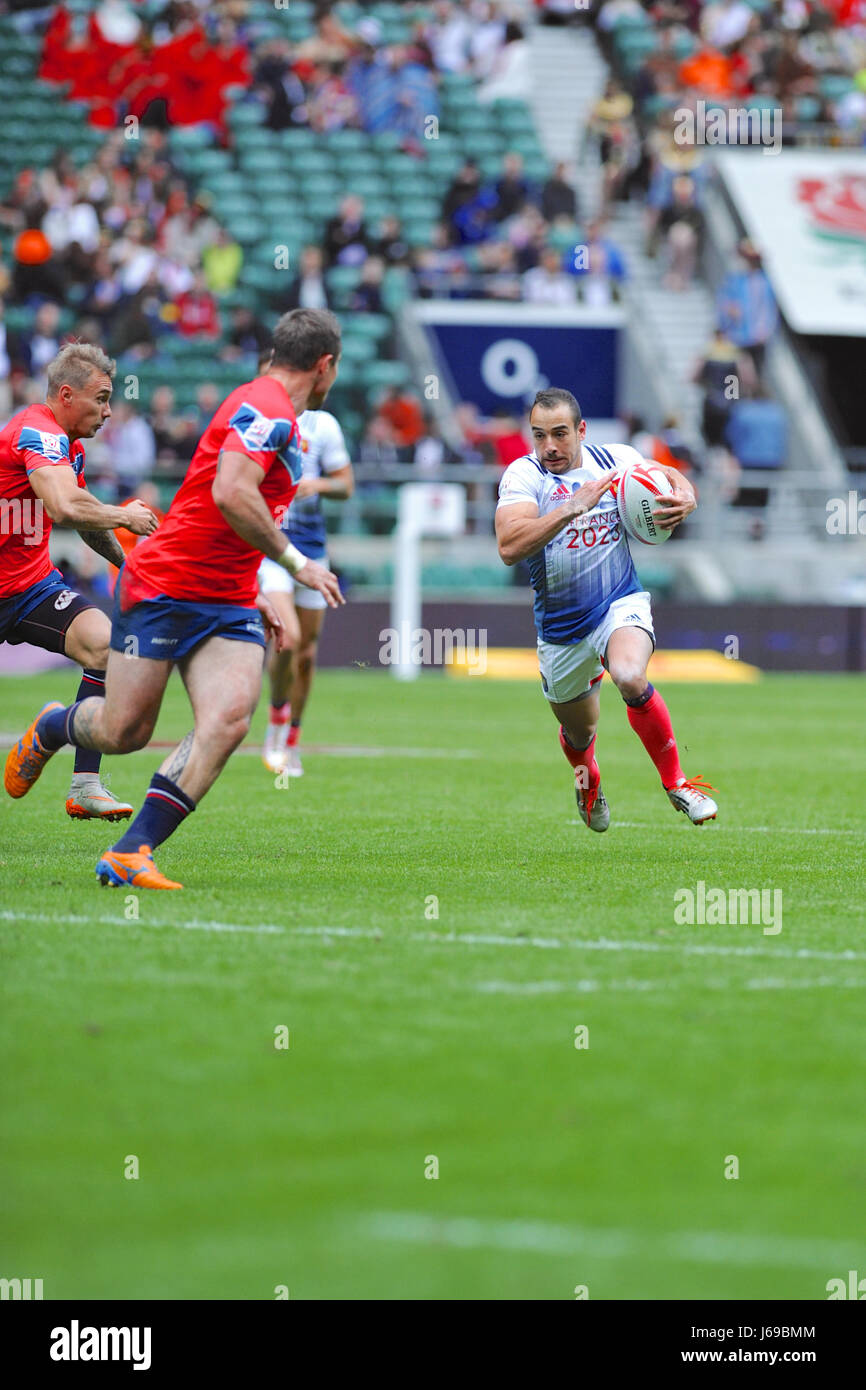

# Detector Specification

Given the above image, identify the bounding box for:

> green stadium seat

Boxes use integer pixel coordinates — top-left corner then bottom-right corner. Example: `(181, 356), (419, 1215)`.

(227, 102), (267, 128)
(359, 359), (412, 392)
(323, 129), (368, 151)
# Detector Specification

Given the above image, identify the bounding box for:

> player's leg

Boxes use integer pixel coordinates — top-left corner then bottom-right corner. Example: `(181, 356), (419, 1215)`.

(283, 601), (326, 777)
(603, 604), (717, 823)
(258, 558), (301, 772)
(59, 606), (135, 820)
(539, 637), (610, 832)
(4, 644), (171, 799)
(100, 635), (265, 887)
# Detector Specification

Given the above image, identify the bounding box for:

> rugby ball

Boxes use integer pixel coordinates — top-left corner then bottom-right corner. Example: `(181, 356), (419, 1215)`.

(616, 460), (674, 546)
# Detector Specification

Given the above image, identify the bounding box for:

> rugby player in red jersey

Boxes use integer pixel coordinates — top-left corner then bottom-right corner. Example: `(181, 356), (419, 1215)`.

(0, 343), (158, 820)
(5, 309), (344, 889)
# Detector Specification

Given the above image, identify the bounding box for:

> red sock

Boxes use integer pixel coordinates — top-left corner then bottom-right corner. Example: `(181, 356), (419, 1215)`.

(270, 702), (290, 726)
(288, 723), (300, 748)
(559, 726), (600, 791)
(625, 686), (683, 788)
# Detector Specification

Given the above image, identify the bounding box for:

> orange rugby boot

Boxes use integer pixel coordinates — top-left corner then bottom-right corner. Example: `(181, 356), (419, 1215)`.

(95, 843), (183, 890)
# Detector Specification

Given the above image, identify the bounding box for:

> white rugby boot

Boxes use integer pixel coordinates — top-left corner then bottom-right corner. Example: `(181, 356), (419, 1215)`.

(65, 774), (134, 822)
(666, 776), (718, 824)
(285, 744), (304, 778)
(576, 779), (610, 832)
(262, 720), (289, 773)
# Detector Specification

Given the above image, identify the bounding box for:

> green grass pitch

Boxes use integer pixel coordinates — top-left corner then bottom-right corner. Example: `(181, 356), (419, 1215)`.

(1, 668), (864, 1300)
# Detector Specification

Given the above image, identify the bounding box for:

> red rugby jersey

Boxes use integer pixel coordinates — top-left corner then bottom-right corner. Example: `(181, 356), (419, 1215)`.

(124, 376), (302, 608)
(0, 403), (86, 599)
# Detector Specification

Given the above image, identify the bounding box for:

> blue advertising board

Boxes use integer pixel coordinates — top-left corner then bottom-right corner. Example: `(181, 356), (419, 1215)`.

(414, 303), (625, 418)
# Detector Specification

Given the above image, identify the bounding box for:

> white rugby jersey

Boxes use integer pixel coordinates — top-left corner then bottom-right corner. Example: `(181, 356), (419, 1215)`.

(497, 441), (645, 644)
(281, 409), (350, 552)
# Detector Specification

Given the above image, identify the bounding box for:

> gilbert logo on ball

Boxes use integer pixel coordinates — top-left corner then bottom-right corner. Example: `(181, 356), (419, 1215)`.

(616, 461), (674, 546)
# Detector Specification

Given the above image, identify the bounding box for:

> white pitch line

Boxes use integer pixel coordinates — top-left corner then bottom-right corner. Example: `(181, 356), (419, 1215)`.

(362, 1211), (861, 1272)
(4, 913), (866, 964)
(602, 820), (864, 837)
(0, 909), (284, 935)
(476, 975), (866, 996)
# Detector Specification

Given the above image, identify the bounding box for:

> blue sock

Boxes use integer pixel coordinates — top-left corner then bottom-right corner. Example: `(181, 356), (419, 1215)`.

(37, 702), (82, 751)
(112, 773), (195, 854)
(72, 670), (104, 775)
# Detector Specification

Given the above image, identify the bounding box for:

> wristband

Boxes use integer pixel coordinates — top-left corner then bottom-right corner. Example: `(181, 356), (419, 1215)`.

(277, 541), (307, 575)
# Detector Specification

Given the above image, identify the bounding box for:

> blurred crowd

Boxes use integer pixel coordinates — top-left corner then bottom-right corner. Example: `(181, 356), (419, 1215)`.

(0, 0), (836, 500)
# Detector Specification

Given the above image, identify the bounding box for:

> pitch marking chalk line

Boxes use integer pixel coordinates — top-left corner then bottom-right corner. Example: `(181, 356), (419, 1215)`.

(601, 820), (863, 838)
(4, 913), (866, 966)
(361, 1211), (861, 1272)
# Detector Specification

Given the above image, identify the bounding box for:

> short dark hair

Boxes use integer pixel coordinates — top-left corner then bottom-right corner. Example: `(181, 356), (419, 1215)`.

(529, 388), (582, 426)
(271, 308), (341, 371)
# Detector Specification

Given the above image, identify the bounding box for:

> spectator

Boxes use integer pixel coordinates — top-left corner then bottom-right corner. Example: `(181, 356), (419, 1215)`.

(468, 2), (506, 78)
(348, 256), (386, 313)
(493, 152), (535, 222)
(442, 159), (483, 229)
(101, 401), (157, 499)
(373, 216), (411, 267)
(188, 382), (221, 440)
(221, 305), (271, 361)
(375, 385), (425, 448)
(541, 162), (578, 224)
(323, 195), (371, 268)
(692, 326), (756, 446)
(173, 271), (221, 339)
(149, 384), (195, 471)
(201, 226), (243, 294)
(657, 175), (705, 290)
(523, 246), (578, 306)
(589, 80), (635, 162)
(570, 221), (627, 304)
(477, 21), (531, 103)
(425, 1), (472, 73)
(716, 240), (779, 378)
(414, 414), (447, 473)
(278, 244), (330, 311)
(307, 60), (360, 132)
(359, 414), (400, 467)
(14, 301), (62, 382)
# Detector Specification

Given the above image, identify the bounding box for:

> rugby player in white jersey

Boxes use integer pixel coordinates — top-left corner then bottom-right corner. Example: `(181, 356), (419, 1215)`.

(496, 388), (718, 829)
(258, 406), (354, 775)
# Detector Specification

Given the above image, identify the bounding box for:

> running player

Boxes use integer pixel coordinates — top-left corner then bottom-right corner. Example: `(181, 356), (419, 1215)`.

(4, 309), (345, 888)
(0, 343), (158, 820)
(495, 387), (717, 829)
(259, 406), (354, 775)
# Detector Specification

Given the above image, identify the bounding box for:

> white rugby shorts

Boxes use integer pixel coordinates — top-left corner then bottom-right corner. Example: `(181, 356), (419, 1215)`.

(257, 555), (327, 611)
(537, 590), (655, 703)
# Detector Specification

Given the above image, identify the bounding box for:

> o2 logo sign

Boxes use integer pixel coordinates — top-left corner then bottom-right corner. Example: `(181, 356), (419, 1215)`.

(480, 338), (549, 401)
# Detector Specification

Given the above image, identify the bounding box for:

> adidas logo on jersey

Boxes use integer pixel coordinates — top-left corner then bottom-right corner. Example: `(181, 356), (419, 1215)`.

(551, 482), (572, 501)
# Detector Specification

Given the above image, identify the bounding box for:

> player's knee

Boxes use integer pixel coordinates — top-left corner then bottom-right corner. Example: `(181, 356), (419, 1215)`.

(107, 716), (154, 754)
(298, 641), (317, 676)
(611, 666), (647, 702)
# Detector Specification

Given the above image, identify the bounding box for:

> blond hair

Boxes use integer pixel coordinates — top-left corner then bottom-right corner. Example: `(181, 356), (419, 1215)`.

(46, 342), (115, 396)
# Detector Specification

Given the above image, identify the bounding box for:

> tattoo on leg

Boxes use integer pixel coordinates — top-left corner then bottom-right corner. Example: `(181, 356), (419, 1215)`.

(161, 730), (195, 781)
(69, 697), (104, 750)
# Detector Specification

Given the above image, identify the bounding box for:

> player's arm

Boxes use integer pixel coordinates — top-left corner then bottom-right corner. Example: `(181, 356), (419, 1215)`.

(27, 464), (158, 535)
(77, 528), (126, 567)
(652, 465), (697, 532)
(295, 463), (354, 501)
(212, 450), (344, 607)
(496, 475), (618, 566)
